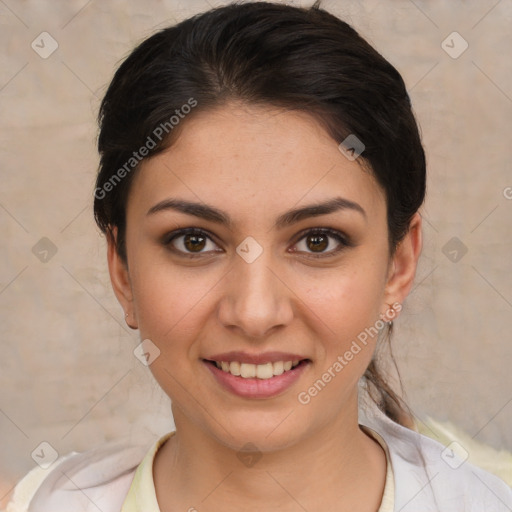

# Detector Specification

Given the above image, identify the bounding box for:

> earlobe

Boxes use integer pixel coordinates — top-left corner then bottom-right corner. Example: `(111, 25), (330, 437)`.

(382, 212), (423, 315)
(106, 227), (138, 329)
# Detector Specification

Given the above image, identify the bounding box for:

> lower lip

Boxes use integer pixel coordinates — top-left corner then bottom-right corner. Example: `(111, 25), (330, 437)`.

(203, 360), (310, 399)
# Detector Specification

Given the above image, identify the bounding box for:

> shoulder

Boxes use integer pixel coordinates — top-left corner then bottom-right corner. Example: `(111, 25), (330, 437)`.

(6, 438), (151, 512)
(360, 406), (512, 511)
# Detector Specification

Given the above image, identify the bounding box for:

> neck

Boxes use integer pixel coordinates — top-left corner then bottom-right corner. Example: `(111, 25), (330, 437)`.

(153, 397), (387, 512)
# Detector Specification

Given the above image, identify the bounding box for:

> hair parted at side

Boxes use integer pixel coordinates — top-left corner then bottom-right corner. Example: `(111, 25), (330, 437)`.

(94, 0), (425, 428)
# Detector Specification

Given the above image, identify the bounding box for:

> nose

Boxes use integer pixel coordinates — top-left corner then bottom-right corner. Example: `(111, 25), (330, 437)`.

(217, 249), (294, 339)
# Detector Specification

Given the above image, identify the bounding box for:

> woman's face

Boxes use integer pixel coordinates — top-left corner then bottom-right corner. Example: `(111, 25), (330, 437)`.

(109, 102), (421, 452)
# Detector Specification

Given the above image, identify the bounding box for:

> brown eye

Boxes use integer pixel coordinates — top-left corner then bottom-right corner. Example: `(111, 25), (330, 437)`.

(164, 228), (220, 257)
(306, 233), (329, 252)
(183, 233), (207, 252)
(292, 228), (350, 258)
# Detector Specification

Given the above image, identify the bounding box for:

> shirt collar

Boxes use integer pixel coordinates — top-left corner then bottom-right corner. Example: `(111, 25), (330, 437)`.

(121, 425), (394, 512)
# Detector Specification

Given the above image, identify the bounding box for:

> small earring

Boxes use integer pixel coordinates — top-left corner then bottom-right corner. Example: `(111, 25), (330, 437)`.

(387, 304), (393, 325)
(386, 303), (398, 327)
(125, 312), (129, 318)
(380, 303), (395, 325)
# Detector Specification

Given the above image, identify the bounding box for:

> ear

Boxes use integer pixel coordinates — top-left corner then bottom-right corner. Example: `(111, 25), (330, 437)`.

(107, 226), (138, 329)
(382, 212), (423, 317)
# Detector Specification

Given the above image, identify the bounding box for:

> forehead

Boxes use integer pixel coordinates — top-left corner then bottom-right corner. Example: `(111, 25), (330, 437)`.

(128, 102), (385, 224)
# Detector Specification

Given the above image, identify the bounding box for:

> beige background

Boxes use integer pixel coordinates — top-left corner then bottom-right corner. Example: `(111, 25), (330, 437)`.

(1, 0), (512, 504)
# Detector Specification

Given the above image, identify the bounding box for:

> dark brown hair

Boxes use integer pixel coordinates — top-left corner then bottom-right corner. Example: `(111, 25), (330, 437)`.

(94, 1), (425, 427)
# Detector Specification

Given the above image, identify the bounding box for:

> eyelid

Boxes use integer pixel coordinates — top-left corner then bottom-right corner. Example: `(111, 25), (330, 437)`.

(162, 226), (352, 258)
(290, 227), (352, 258)
(162, 227), (221, 258)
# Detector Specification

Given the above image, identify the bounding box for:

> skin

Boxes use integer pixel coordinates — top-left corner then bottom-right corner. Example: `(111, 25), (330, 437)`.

(108, 102), (422, 512)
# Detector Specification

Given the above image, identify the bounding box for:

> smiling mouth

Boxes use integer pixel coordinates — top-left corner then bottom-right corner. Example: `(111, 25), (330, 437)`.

(203, 359), (310, 380)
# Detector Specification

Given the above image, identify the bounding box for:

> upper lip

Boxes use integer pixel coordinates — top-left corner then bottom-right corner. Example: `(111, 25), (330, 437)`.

(204, 351), (309, 365)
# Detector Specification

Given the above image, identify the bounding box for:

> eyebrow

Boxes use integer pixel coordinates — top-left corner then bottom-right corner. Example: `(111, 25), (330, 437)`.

(146, 196), (367, 228)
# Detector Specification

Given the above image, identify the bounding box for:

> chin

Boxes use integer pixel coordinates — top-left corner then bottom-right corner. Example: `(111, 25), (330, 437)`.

(203, 409), (310, 454)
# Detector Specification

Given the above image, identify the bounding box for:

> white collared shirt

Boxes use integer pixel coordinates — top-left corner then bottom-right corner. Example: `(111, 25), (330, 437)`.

(118, 425), (394, 512)
(7, 404), (512, 512)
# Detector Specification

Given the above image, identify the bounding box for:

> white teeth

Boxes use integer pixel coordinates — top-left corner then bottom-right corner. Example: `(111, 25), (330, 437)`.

(273, 361), (284, 375)
(240, 363), (256, 378)
(229, 361), (241, 376)
(213, 359), (303, 379)
(256, 362), (274, 379)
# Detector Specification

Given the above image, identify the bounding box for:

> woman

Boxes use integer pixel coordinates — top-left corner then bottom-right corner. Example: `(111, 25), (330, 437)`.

(7, 1), (512, 511)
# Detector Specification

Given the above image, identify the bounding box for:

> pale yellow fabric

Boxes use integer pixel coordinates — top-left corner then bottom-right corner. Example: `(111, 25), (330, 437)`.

(120, 433), (173, 512)
(121, 427), (394, 512)
(415, 416), (512, 487)
(361, 424), (395, 512)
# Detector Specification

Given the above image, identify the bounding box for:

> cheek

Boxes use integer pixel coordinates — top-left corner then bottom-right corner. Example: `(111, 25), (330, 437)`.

(303, 263), (386, 341)
(136, 287), (211, 349)
(128, 253), (214, 350)
(294, 269), (387, 409)
(297, 260), (389, 390)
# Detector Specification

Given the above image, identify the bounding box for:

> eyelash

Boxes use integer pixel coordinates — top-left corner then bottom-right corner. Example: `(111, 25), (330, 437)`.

(162, 227), (352, 259)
